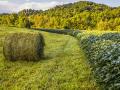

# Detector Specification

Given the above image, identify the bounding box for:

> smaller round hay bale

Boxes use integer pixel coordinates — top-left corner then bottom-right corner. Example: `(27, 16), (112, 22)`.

(3, 32), (45, 61)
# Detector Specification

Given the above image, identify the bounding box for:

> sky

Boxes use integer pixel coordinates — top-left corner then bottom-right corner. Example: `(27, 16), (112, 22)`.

(0, 0), (120, 13)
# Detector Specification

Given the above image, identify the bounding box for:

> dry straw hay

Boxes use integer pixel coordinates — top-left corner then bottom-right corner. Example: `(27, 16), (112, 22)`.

(3, 32), (45, 61)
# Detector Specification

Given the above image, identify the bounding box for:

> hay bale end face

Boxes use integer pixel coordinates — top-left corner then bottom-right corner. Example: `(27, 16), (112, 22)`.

(3, 32), (45, 61)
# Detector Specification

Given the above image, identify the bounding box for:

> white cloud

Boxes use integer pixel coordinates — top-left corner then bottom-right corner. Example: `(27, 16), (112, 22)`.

(0, 1), (65, 13)
(0, 1), (18, 13)
(17, 1), (64, 11)
(25, 0), (30, 2)
(0, 1), (9, 3)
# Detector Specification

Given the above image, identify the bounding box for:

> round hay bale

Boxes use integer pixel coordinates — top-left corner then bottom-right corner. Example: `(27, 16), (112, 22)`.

(3, 32), (45, 61)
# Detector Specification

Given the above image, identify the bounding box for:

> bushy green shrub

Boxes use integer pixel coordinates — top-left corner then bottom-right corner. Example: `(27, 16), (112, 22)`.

(34, 28), (81, 36)
(77, 32), (120, 90)
(100, 33), (120, 42)
(91, 40), (120, 89)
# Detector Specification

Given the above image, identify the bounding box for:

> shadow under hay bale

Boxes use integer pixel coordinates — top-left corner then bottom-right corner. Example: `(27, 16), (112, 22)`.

(3, 32), (45, 61)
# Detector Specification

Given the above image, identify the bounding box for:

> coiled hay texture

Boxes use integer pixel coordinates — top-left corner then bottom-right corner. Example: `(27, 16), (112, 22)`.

(3, 32), (45, 61)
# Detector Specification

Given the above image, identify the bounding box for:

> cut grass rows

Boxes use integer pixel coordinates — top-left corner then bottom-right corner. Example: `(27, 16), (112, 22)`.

(0, 27), (99, 90)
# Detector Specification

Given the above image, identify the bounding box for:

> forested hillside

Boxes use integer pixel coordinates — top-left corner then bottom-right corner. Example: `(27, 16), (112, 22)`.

(0, 1), (120, 31)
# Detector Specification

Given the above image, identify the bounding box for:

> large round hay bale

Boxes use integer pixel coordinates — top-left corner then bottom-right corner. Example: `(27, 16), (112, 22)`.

(3, 32), (45, 61)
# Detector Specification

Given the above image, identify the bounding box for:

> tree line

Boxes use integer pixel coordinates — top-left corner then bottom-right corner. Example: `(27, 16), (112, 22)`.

(0, 1), (120, 31)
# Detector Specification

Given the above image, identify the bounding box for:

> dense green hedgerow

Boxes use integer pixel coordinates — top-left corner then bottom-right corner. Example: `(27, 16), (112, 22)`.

(100, 33), (120, 42)
(90, 40), (120, 89)
(33, 28), (120, 89)
(33, 28), (81, 37)
(3, 32), (45, 61)
(77, 32), (120, 90)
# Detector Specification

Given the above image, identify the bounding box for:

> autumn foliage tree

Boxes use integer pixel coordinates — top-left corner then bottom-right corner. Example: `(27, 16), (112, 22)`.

(0, 1), (120, 31)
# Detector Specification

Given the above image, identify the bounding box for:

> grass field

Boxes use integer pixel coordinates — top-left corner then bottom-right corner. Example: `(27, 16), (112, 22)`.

(0, 27), (99, 90)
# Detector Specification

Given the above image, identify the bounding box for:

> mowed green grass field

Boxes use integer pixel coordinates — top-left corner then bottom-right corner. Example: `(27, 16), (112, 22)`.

(0, 27), (99, 90)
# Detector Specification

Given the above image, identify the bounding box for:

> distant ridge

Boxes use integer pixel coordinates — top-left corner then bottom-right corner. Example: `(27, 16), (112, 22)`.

(0, 1), (120, 31)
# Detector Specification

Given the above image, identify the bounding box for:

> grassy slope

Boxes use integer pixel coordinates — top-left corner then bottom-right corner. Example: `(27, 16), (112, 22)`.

(0, 27), (99, 90)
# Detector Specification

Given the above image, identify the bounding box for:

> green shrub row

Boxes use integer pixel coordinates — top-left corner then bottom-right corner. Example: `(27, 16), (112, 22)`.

(34, 28), (120, 89)
(33, 28), (81, 37)
(77, 32), (120, 90)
